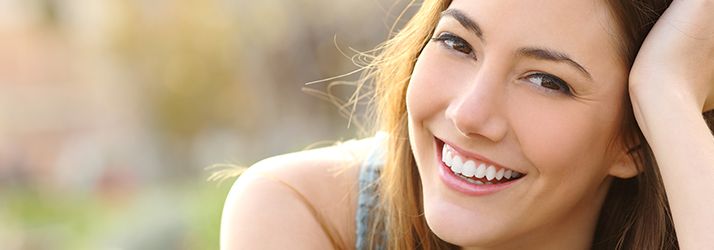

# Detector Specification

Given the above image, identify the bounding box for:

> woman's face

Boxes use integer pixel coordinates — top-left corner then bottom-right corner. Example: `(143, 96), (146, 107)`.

(406, 0), (637, 248)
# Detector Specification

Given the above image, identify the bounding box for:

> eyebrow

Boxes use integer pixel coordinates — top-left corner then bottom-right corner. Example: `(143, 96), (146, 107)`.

(440, 8), (593, 80)
(440, 9), (483, 41)
(517, 48), (593, 80)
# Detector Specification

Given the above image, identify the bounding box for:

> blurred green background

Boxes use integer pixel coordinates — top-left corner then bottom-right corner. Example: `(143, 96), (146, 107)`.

(0, 0), (411, 249)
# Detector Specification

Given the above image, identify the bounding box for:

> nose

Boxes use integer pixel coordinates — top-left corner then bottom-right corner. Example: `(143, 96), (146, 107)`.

(445, 70), (508, 142)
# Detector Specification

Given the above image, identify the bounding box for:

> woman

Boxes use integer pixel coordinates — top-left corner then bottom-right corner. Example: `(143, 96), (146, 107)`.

(221, 0), (714, 249)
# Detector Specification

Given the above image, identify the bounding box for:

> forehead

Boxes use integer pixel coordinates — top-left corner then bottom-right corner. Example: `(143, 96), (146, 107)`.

(447, 0), (614, 35)
(445, 0), (625, 81)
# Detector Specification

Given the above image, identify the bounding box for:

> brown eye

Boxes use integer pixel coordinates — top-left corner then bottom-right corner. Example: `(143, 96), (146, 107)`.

(432, 32), (474, 55)
(526, 73), (572, 95)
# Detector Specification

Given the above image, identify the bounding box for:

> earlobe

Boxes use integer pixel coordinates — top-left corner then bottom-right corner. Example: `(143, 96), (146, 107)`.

(608, 145), (641, 179)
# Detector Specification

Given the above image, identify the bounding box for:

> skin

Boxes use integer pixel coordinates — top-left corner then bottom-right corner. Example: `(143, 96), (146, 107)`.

(219, 138), (372, 249)
(629, 0), (714, 248)
(220, 0), (714, 249)
(407, 0), (637, 249)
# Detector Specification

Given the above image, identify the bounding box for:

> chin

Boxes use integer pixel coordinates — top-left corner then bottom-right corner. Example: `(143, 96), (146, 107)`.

(422, 194), (517, 248)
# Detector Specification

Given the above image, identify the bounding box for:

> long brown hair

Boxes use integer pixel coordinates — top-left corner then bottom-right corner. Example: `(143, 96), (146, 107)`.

(361, 0), (677, 249)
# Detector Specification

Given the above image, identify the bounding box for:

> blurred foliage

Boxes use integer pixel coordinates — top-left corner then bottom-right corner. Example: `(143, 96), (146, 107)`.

(0, 0), (408, 249)
(0, 181), (231, 250)
(112, 0), (249, 137)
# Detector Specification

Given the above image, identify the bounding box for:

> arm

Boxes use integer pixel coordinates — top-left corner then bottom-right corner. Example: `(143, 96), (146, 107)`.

(629, 0), (714, 248)
(631, 90), (714, 249)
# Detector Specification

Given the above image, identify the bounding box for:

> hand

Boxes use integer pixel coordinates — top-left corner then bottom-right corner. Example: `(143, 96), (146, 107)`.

(629, 0), (714, 112)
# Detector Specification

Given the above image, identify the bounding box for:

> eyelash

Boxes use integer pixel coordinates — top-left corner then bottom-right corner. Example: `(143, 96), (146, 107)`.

(431, 32), (476, 58)
(431, 32), (573, 96)
(524, 73), (573, 96)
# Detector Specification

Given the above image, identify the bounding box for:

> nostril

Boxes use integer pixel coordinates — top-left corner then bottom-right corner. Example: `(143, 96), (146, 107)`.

(444, 89), (509, 142)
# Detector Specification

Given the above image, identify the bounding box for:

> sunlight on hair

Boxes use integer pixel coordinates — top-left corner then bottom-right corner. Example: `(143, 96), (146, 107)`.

(302, 35), (383, 137)
(206, 163), (248, 184)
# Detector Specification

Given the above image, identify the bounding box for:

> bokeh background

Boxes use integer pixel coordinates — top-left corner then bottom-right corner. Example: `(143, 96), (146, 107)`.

(0, 0), (412, 249)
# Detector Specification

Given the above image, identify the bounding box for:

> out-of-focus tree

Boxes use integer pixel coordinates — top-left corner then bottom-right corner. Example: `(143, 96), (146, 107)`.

(113, 0), (249, 137)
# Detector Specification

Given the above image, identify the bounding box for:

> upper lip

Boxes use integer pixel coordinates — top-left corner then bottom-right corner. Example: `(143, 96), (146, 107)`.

(436, 137), (524, 174)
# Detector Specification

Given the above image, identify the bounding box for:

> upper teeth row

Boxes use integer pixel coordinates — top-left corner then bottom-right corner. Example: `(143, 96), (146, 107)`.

(442, 144), (522, 181)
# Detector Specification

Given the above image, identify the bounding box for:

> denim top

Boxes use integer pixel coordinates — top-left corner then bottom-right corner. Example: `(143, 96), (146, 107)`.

(355, 132), (386, 250)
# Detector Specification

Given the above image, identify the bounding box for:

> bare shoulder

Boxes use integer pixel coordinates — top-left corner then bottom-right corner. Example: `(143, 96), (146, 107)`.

(220, 136), (379, 250)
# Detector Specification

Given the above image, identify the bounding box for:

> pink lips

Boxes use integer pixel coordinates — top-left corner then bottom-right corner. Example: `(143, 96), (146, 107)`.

(435, 138), (521, 196)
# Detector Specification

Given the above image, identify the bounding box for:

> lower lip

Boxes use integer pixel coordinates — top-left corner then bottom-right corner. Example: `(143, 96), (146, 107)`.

(435, 139), (519, 196)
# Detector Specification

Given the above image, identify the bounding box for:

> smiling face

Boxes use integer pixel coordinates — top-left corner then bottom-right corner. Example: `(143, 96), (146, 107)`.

(406, 0), (638, 248)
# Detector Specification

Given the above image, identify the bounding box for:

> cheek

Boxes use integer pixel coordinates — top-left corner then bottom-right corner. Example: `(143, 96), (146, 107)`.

(407, 45), (471, 121)
(406, 63), (438, 119)
(508, 92), (622, 177)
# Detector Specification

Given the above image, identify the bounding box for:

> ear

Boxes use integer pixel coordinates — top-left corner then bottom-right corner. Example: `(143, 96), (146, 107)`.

(607, 144), (641, 179)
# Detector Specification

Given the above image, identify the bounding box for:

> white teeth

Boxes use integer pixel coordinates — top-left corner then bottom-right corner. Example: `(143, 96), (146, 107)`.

(445, 150), (453, 167)
(463, 177), (485, 185)
(441, 143), (525, 182)
(449, 164), (458, 174)
(461, 160), (477, 177)
(486, 166), (496, 181)
(475, 163), (487, 178)
(451, 155), (463, 174)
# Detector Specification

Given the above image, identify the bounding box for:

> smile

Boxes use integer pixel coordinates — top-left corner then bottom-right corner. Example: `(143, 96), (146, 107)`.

(435, 138), (526, 195)
(442, 144), (525, 185)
